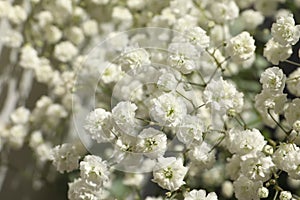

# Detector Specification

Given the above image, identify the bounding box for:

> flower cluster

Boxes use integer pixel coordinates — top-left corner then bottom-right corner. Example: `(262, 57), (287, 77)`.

(1, 0), (300, 200)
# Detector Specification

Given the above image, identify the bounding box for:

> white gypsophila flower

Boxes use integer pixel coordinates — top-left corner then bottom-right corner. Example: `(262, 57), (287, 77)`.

(203, 77), (244, 116)
(287, 68), (300, 96)
(168, 42), (197, 74)
(85, 108), (114, 143)
(34, 58), (54, 84)
(233, 175), (262, 200)
(210, 0), (239, 23)
(45, 25), (62, 44)
(46, 104), (68, 126)
(225, 31), (256, 62)
(101, 63), (124, 84)
(120, 47), (151, 71)
(112, 6), (133, 28)
(54, 41), (78, 62)
(10, 107), (30, 125)
(221, 181), (234, 198)
(157, 72), (178, 92)
(240, 152), (276, 182)
(279, 191), (293, 200)
(271, 14), (300, 46)
(188, 141), (216, 170)
(2, 29), (23, 48)
(184, 26), (210, 51)
(260, 67), (286, 93)
(112, 101), (139, 135)
(174, 14), (198, 32)
(68, 178), (105, 200)
(258, 187), (269, 198)
(35, 11), (53, 28)
(137, 127), (167, 159)
(19, 45), (40, 69)
(81, 19), (98, 37)
(0, 1), (11, 18)
(176, 115), (204, 145)
(150, 92), (187, 127)
(263, 38), (293, 65)
(52, 71), (76, 97)
(80, 155), (110, 188)
(293, 120), (300, 132)
(8, 125), (28, 149)
(241, 10), (265, 30)
(50, 143), (80, 173)
(272, 143), (300, 178)
(254, 90), (287, 127)
(65, 26), (84, 45)
(285, 98), (300, 127)
(8, 5), (27, 25)
(145, 197), (163, 200)
(127, 0), (145, 9)
(226, 128), (266, 155)
(184, 189), (218, 200)
(152, 157), (188, 191)
(35, 143), (52, 162)
(169, 0), (193, 17)
(29, 131), (43, 148)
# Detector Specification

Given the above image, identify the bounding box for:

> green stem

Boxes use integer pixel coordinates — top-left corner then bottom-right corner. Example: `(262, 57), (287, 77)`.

(267, 109), (290, 136)
(284, 59), (300, 67)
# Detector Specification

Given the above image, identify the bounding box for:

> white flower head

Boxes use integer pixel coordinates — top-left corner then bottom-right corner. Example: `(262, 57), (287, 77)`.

(271, 14), (300, 46)
(68, 178), (105, 200)
(176, 115), (204, 145)
(157, 72), (178, 92)
(203, 77), (244, 116)
(285, 98), (300, 127)
(226, 128), (266, 155)
(184, 189), (218, 200)
(184, 26), (210, 51)
(225, 31), (256, 62)
(137, 127), (167, 159)
(85, 108), (113, 143)
(120, 47), (151, 71)
(112, 101), (139, 135)
(279, 191), (293, 200)
(10, 107), (30, 125)
(150, 93), (187, 127)
(260, 67), (286, 93)
(8, 125), (28, 149)
(152, 157), (188, 191)
(80, 155), (110, 188)
(263, 38), (292, 65)
(287, 68), (300, 96)
(233, 175), (262, 200)
(188, 141), (216, 170)
(54, 41), (78, 62)
(241, 10), (265, 30)
(50, 143), (80, 173)
(240, 152), (276, 182)
(210, 0), (239, 23)
(168, 42), (197, 74)
(19, 45), (40, 69)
